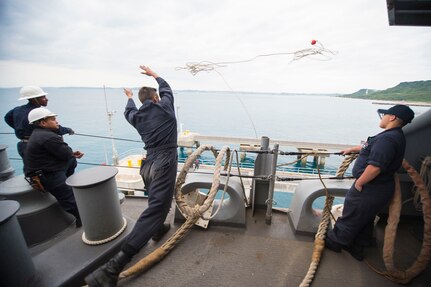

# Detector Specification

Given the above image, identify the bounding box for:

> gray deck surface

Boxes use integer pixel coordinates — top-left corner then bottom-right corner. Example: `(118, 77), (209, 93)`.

(116, 196), (431, 287)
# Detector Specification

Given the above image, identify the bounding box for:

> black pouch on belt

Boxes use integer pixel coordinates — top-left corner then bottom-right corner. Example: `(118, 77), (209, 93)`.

(25, 170), (46, 192)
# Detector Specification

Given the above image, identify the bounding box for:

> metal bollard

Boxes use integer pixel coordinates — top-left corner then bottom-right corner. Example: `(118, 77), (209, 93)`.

(0, 200), (38, 287)
(0, 145), (15, 182)
(66, 166), (127, 245)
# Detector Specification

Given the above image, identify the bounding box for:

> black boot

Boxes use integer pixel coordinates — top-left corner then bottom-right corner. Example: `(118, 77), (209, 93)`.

(152, 223), (171, 241)
(343, 244), (364, 261)
(324, 237), (342, 253)
(85, 251), (131, 287)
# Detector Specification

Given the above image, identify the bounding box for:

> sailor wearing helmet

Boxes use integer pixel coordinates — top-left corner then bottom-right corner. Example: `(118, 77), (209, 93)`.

(4, 86), (74, 161)
(24, 107), (83, 227)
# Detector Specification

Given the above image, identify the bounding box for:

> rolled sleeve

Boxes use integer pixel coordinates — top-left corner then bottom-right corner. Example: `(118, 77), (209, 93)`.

(367, 137), (396, 172)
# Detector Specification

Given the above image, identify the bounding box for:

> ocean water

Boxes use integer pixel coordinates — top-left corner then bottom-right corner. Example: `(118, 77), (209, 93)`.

(1, 87), (429, 208)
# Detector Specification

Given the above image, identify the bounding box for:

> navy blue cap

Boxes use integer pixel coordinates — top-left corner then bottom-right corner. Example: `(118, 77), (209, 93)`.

(378, 104), (414, 124)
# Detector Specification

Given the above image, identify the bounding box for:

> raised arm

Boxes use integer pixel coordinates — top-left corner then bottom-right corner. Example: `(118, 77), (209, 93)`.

(139, 65), (159, 78)
(123, 88), (139, 126)
(139, 65), (174, 108)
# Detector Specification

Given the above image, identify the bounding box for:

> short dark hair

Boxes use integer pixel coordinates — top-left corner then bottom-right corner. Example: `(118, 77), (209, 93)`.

(138, 87), (157, 103)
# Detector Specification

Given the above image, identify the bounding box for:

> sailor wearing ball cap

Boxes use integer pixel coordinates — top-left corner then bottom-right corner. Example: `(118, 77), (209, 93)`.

(377, 104), (415, 124)
(325, 104), (414, 261)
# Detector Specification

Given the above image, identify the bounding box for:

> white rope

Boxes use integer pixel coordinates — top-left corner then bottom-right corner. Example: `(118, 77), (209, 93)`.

(176, 41), (337, 76)
(82, 217), (128, 245)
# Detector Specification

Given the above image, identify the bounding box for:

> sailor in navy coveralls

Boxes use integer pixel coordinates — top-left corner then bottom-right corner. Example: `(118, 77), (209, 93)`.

(86, 65), (178, 287)
(326, 105), (415, 261)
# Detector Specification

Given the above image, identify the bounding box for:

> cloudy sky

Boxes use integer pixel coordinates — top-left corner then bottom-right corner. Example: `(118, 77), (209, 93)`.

(0, 0), (430, 94)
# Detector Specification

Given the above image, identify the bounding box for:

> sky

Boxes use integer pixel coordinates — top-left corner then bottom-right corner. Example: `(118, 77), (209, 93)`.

(0, 0), (430, 94)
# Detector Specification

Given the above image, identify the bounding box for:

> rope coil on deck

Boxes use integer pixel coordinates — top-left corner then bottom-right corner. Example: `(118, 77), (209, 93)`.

(119, 144), (230, 280)
(298, 156), (430, 286)
(380, 159), (431, 284)
(175, 145), (230, 217)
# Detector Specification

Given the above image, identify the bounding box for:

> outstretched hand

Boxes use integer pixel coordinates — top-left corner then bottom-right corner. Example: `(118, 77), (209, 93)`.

(123, 88), (133, 98)
(140, 65), (159, 78)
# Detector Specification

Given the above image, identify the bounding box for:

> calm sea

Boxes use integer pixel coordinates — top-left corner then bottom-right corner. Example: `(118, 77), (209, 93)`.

(1, 88), (429, 208)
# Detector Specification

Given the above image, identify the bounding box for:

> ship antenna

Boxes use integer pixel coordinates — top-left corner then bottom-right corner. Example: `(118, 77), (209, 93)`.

(176, 105), (183, 134)
(104, 85), (119, 165)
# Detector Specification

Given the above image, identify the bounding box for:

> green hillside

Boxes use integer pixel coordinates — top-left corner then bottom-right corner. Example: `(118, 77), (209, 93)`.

(342, 80), (431, 102)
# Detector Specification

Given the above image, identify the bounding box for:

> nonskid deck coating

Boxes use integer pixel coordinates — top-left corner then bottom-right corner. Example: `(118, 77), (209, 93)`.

(117, 196), (431, 287)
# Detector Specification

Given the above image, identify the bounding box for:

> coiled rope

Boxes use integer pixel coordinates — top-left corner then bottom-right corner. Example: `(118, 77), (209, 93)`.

(119, 144), (230, 279)
(175, 41), (337, 76)
(299, 153), (358, 287)
(379, 159), (431, 284)
(82, 217), (128, 245)
(299, 156), (430, 286)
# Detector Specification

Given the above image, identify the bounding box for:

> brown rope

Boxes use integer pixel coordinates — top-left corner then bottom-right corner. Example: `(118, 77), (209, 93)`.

(412, 156), (431, 211)
(299, 155), (337, 287)
(299, 196), (334, 287)
(380, 159), (431, 284)
(420, 156), (431, 193)
(335, 154), (358, 178)
(119, 215), (198, 278)
(175, 145), (230, 217)
(119, 144), (230, 279)
(299, 153), (358, 286)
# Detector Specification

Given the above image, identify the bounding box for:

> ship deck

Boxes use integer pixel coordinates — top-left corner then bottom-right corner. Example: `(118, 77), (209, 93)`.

(116, 196), (431, 287)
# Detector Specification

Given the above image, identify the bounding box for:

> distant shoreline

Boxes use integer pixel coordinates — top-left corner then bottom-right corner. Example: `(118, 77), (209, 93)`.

(371, 100), (431, 107)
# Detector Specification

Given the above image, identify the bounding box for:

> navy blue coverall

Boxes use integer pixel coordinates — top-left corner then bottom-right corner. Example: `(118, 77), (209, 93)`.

(122, 77), (178, 256)
(24, 126), (80, 225)
(327, 127), (406, 247)
(4, 102), (72, 159)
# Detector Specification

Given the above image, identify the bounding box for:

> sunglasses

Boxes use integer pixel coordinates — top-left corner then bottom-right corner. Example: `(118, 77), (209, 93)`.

(378, 112), (386, 119)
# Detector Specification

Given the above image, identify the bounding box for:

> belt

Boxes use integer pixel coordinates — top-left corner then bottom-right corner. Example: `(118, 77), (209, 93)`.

(20, 136), (30, 142)
(146, 143), (177, 154)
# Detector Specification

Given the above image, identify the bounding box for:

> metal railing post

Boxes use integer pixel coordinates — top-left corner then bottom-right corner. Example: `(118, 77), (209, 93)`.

(251, 136), (271, 214)
(265, 143), (279, 225)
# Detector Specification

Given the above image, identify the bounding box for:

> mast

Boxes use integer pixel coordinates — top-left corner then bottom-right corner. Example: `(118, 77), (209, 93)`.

(104, 85), (119, 165)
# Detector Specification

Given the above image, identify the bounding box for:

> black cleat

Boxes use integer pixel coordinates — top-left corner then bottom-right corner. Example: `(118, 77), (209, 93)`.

(152, 223), (171, 241)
